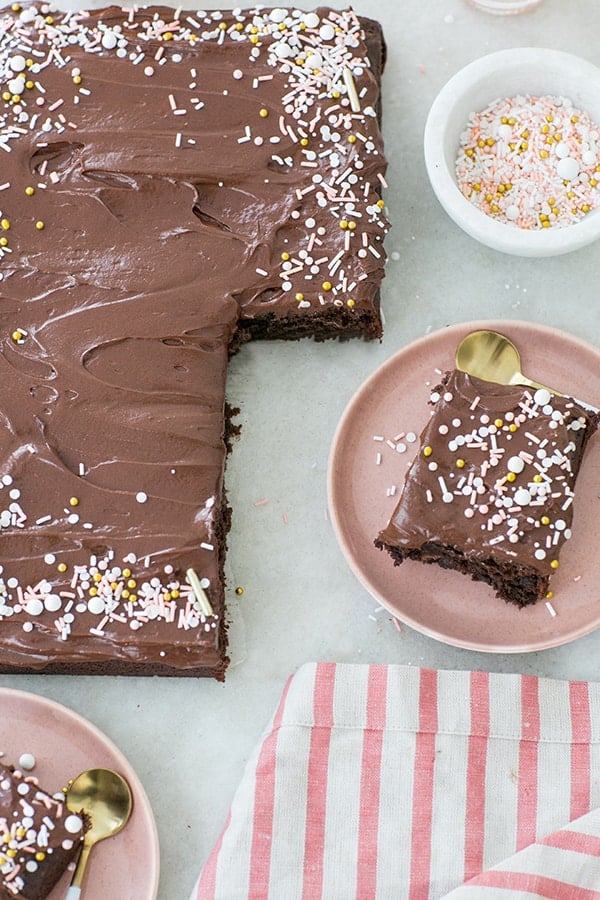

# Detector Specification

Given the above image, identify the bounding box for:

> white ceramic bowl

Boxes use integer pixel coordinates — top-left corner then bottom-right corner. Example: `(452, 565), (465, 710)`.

(424, 48), (600, 256)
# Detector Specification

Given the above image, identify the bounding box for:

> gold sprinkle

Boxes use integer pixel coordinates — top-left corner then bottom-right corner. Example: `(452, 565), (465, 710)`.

(423, 446), (433, 458)
(347, 298), (355, 308)
(347, 221), (357, 231)
(235, 586), (244, 596)
(321, 281), (332, 292)
(11, 330), (23, 342)
(93, 573), (102, 582)
(509, 423), (518, 432)
(339, 220), (348, 230)
(348, 134), (357, 144)
(506, 472), (516, 483)
(0, 237), (8, 247)
(280, 251), (290, 261)
(89, 587), (98, 597)
(259, 107), (268, 118)
(494, 418), (503, 428)
(541, 516), (550, 525)
(35, 220), (45, 231)
(550, 560), (559, 570)
(163, 30), (174, 40)
(0, 219), (10, 231)
(295, 292), (304, 302)
(300, 138), (309, 147)
(72, 75), (82, 85)
(546, 590), (554, 599)
(533, 474), (543, 483)
(69, 496), (79, 507)
(25, 186), (35, 196)
(122, 568), (131, 578)
(456, 459), (465, 469)
(121, 589), (130, 600)
(57, 563), (68, 573)
(127, 579), (137, 589)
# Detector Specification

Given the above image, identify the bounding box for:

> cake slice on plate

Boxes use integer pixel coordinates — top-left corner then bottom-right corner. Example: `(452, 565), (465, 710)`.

(376, 369), (599, 607)
(0, 762), (85, 899)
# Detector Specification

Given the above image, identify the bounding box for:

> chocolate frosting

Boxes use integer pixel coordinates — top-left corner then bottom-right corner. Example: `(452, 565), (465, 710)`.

(0, 4), (389, 673)
(378, 370), (598, 597)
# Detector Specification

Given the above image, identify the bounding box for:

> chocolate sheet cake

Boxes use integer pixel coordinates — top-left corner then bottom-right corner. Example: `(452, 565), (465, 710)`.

(0, 762), (85, 898)
(0, 4), (389, 677)
(376, 370), (598, 608)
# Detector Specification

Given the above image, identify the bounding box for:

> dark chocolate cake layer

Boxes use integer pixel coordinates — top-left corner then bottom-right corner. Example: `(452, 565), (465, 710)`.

(0, 5), (389, 677)
(376, 370), (598, 608)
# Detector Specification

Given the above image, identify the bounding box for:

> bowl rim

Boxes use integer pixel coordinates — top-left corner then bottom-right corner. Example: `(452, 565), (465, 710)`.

(423, 47), (600, 255)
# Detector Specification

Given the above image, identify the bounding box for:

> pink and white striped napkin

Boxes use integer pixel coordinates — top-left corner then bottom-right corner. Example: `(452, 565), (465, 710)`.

(192, 663), (600, 899)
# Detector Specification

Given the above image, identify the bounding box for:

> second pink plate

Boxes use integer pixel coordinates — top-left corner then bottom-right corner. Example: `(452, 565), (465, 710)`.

(328, 320), (600, 653)
(0, 688), (159, 899)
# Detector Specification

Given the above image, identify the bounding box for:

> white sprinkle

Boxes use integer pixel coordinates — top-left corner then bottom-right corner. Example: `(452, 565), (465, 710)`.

(64, 814), (83, 834)
(545, 600), (557, 617)
(18, 753), (35, 771)
(136, 492), (148, 504)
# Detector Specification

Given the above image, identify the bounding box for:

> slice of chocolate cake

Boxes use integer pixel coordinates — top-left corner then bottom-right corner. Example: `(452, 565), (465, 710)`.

(376, 370), (599, 607)
(0, 762), (85, 899)
(0, 5), (388, 677)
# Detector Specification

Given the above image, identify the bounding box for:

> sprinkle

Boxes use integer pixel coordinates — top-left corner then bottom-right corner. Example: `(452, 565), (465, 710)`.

(342, 67), (361, 113)
(186, 568), (213, 616)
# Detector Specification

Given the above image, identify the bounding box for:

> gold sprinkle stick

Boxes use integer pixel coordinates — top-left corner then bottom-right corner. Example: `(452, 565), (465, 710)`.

(342, 67), (361, 113)
(186, 568), (213, 617)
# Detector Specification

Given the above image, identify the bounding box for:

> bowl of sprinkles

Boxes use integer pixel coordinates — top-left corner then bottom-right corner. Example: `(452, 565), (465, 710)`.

(424, 48), (600, 256)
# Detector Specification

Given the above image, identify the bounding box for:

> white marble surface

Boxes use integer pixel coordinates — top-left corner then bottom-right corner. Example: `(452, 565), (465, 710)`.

(2, 1), (600, 898)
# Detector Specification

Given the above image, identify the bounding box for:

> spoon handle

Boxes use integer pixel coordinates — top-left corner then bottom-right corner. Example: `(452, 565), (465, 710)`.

(510, 375), (599, 413)
(66, 841), (92, 897)
(509, 372), (558, 394)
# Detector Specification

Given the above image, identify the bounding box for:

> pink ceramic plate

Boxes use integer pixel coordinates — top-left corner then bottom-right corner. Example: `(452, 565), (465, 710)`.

(0, 688), (159, 899)
(328, 320), (600, 653)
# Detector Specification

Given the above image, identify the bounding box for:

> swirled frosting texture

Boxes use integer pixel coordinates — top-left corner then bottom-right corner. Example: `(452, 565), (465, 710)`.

(0, 4), (388, 674)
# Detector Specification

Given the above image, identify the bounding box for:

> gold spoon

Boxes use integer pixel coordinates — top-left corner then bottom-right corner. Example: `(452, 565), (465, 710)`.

(456, 329), (598, 412)
(65, 768), (133, 899)
(455, 329), (558, 394)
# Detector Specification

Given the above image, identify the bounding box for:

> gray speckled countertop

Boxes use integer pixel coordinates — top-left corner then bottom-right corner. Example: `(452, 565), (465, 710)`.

(2, 1), (600, 897)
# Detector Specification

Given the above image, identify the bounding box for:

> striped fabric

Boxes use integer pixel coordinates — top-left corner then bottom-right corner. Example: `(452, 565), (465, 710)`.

(193, 664), (600, 899)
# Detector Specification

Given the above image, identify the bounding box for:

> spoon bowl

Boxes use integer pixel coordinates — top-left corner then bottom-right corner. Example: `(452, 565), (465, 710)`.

(456, 329), (557, 394)
(66, 768), (133, 898)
